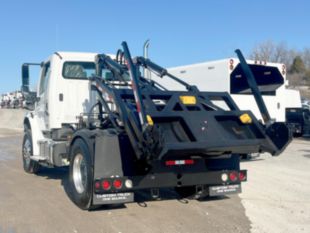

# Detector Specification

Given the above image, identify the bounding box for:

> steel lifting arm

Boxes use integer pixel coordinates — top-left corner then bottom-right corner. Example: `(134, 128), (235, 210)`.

(121, 41), (148, 129)
(235, 49), (272, 125)
(135, 56), (195, 91)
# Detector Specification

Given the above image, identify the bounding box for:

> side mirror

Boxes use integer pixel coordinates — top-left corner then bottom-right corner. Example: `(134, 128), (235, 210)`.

(22, 64), (30, 92)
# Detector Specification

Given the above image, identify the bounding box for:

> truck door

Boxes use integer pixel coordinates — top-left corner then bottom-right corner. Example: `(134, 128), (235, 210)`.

(36, 62), (51, 130)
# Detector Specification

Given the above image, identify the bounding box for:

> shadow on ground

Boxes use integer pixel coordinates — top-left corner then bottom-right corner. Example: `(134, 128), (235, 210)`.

(298, 149), (310, 158)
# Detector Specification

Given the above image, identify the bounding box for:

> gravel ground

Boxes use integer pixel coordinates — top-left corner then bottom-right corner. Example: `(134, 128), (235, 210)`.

(0, 129), (250, 233)
(0, 109), (25, 130)
(240, 139), (310, 233)
(0, 109), (309, 233)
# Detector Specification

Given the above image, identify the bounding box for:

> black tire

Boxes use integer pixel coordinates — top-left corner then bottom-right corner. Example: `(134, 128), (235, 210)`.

(68, 138), (93, 210)
(22, 130), (40, 174)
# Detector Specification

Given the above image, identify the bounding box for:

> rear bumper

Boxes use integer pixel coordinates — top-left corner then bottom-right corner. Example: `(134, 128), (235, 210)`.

(92, 169), (246, 205)
(94, 169), (247, 193)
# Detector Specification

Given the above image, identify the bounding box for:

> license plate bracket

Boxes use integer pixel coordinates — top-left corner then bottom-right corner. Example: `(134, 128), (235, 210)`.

(93, 192), (134, 205)
(209, 184), (241, 196)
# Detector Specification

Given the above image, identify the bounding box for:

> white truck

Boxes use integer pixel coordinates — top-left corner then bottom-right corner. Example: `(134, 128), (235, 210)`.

(150, 59), (301, 123)
(21, 43), (291, 210)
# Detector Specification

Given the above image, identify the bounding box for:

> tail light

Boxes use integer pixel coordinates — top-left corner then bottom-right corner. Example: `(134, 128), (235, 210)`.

(113, 179), (123, 189)
(94, 181), (101, 189)
(239, 171), (247, 181)
(102, 180), (111, 190)
(229, 172), (238, 182)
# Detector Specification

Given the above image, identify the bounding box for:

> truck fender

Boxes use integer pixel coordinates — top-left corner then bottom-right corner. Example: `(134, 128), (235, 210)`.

(70, 129), (124, 179)
(23, 112), (45, 156)
(69, 129), (96, 165)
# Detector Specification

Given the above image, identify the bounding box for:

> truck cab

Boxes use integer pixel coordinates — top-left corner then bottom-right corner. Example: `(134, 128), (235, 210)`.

(22, 52), (98, 160)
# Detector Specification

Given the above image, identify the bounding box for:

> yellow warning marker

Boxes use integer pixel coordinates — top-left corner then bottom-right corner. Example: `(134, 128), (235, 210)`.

(146, 115), (154, 126)
(239, 113), (252, 124)
(179, 96), (196, 105)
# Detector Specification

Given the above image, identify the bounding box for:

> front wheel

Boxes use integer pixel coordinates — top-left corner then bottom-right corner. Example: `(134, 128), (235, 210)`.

(68, 139), (93, 210)
(22, 130), (40, 174)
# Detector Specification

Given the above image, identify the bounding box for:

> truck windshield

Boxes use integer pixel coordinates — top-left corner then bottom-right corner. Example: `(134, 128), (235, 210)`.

(63, 62), (96, 79)
(63, 61), (131, 82)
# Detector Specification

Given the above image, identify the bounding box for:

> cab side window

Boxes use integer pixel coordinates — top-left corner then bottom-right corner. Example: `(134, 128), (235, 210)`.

(39, 63), (51, 95)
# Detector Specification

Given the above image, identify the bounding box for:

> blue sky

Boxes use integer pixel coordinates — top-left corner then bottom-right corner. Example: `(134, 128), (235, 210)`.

(0, 0), (309, 93)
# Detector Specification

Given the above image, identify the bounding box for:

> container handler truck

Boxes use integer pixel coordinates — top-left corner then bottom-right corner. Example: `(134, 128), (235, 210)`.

(21, 42), (291, 210)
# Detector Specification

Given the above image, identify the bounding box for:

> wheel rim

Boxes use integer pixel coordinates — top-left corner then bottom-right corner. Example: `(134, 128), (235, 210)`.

(73, 153), (87, 194)
(23, 138), (31, 167)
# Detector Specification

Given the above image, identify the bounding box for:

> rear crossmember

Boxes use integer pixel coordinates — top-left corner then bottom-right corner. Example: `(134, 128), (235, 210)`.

(92, 169), (247, 205)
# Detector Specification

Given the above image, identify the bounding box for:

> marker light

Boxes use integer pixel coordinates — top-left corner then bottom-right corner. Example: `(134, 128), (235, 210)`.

(239, 113), (252, 124)
(165, 159), (194, 166)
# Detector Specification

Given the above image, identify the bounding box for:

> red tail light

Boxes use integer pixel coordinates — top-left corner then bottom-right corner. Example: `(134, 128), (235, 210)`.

(239, 171), (246, 181)
(113, 179), (123, 189)
(95, 181), (100, 189)
(165, 160), (175, 166)
(229, 172), (238, 182)
(102, 180), (111, 190)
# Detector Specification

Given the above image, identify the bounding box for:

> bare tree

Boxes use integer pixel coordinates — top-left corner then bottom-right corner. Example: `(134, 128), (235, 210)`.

(249, 40), (296, 67)
(249, 41), (310, 88)
(301, 48), (310, 69)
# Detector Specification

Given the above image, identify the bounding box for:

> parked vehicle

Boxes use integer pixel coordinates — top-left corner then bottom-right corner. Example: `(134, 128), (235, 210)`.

(286, 108), (310, 136)
(164, 59), (303, 123)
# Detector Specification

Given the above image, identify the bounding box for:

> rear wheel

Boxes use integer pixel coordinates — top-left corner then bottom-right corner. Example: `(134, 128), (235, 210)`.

(68, 139), (93, 210)
(22, 130), (40, 174)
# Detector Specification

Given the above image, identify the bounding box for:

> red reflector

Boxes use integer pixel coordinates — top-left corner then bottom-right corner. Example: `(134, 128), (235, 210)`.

(239, 171), (246, 181)
(229, 172), (238, 182)
(102, 180), (111, 190)
(165, 159), (194, 166)
(185, 159), (194, 165)
(95, 181), (100, 189)
(165, 160), (175, 166)
(113, 179), (122, 189)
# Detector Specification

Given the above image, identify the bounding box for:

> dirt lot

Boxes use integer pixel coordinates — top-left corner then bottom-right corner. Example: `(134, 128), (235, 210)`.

(0, 109), (309, 233)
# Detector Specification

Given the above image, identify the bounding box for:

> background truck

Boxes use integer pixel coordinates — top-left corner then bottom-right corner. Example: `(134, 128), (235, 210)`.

(21, 42), (291, 210)
(286, 107), (310, 136)
(155, 59), (302, 123)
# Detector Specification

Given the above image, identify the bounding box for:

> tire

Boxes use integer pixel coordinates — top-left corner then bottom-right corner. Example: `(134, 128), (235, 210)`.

(68, 138), (93, 210)
(22, 130), (40, 174)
